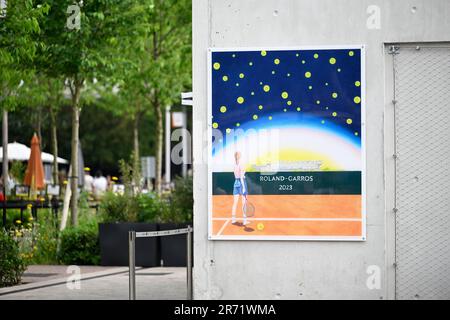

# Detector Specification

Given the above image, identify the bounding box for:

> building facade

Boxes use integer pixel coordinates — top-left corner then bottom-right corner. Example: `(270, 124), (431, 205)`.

(192, 0), (450, 299)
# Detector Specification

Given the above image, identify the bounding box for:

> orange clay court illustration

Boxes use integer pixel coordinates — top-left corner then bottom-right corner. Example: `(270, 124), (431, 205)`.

(212, 194), (362, 237)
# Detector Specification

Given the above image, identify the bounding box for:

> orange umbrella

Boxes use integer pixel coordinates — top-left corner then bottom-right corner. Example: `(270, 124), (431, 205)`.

(24, 134), (45, 191)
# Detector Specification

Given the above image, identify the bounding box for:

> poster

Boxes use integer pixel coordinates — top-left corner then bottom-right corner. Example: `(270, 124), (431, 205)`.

(208, 46), (365, 240)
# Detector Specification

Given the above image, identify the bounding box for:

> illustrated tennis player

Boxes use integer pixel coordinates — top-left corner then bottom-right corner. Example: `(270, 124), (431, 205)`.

(232, 151), (250, 225)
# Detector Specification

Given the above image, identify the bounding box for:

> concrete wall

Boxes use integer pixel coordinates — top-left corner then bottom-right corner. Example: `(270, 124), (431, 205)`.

(192, 0), (450, 299)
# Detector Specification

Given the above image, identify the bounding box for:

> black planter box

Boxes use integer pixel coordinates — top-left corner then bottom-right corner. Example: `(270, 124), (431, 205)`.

(159, 223), (193, 267)
(99, 223), (159, 267)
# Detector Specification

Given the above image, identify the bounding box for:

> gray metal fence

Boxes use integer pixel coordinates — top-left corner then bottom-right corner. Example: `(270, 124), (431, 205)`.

(128, 226), (193, 300)
(392, 45), (450, 299)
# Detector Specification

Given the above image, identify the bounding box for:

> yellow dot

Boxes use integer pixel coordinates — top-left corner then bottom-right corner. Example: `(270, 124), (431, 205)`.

(302, 60), (306, 64)
(329, 57), (336, 64)
(239, 73), (244, 79)
(236, 123), (240, 127)
(226, 128), (231, 134)
(332, 92), (338, 98)
(213, 62), (220, 70)
(355, 81), (361, 87)
(281, 91), (288, 99)
(354, 96), (361, 104)
(257, 223), (265, 231)
(347, 118), (353, 124)
(212, 122), (218, 129)
(258, 105), (263, 110)
(349, 51), (354, 56)
(253, 114), (258, 120)
(237, 96), (244, 104)
(332, 112), (337, 117)
(263, 85), (270, 92)
(268, 116), (273, 120)
(305, 71), (311, 78)
(261, 50), (267, 56)
(222, 75), (228, 81)
(220, 106), (227, 113)
(316, 100), (320, 105)
(287, 100), (292, 106)
(296, 107), (301, 111)
(314, 53), (319, 59)
(274, 58), (280, 65)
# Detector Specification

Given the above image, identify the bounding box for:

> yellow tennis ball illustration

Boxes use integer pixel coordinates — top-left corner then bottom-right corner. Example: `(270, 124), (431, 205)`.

(257, 223), (265, 231)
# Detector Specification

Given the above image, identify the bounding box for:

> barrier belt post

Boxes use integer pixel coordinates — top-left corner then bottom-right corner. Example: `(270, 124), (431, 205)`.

(129, 230), (136, 300)
(187, 225), (193, 300)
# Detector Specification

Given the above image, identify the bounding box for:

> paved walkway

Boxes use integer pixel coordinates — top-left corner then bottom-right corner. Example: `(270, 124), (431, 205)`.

(0, 265), (187, 300)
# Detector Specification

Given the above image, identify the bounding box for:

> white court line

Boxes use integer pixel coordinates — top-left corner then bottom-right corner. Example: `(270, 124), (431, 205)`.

(212, 217), (362, 222)
(216, 219), (231, 236)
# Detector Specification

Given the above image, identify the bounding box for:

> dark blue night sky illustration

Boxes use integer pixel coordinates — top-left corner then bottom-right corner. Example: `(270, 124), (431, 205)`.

(211, 48), (362, 143)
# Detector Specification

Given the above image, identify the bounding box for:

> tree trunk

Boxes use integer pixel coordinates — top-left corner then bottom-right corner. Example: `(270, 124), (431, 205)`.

(36, 106), (42, 149)
(133, 113), (140, 180)
(154, 100), (163, 195)
(2, 109), (7, 227)
(70, 80), (82, 226)
(49, 106), (59, 185)
(2, 110), (8, 195)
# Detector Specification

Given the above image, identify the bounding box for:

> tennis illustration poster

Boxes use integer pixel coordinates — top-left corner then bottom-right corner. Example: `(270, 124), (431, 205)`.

(208, 47), (365, 241)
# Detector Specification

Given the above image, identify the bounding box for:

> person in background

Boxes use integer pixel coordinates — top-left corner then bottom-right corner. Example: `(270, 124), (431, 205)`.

(0, 174), (14, 197)
(84, 167), (94, 194)
(106, 175), (112, 191)
(0, 178), (5, 201)
(58, 170), (67, 188)
(93, 170), (108, 200)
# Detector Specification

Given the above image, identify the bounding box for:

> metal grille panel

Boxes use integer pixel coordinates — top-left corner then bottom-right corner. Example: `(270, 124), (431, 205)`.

(394, 46), (450, 300)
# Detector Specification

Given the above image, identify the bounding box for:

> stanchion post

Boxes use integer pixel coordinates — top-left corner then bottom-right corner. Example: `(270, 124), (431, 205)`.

(129, 230), (136, 300)
(187, 225), (193, 300)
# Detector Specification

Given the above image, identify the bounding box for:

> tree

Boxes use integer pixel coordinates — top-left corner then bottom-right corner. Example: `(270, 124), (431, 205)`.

(0, 0), (49, 194)
(47, 79), (65, 184)
(91, 0), (192, 194)
(19, 75), (65, 183)
(38, 0), (147, 225)
(95, 82), (145, 188)
(126, 0), (192, 194)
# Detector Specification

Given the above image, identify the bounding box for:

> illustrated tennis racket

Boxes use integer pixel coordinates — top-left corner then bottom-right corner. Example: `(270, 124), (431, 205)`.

(243, 196), (255, 217)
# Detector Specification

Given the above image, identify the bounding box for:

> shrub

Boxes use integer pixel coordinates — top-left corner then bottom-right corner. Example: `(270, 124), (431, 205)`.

(3, 209), (32, 230)
(98, 191), (139, 223)
(10, 161), (26, 184)
(31, 214), (59, 265)
(166, 175), (193, 223)
(58, 222), (100, 265)
(137, 193), (169, 223)
(98, 175), (193, 224)
(0, 230), (27, 287)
